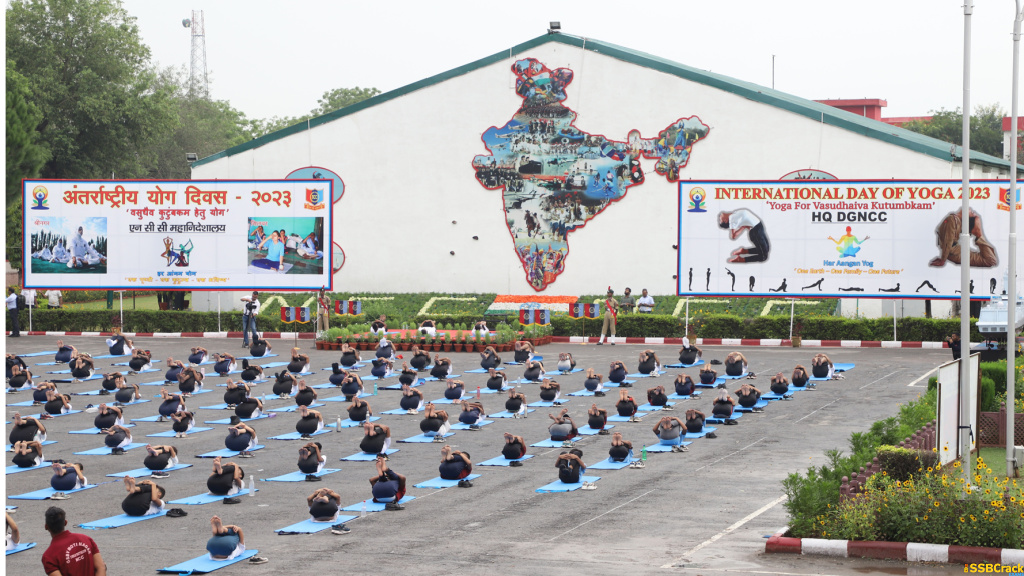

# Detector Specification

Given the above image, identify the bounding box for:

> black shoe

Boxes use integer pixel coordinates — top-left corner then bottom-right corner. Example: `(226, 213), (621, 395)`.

(597, 429), (610, 435)
(98, 389), (110, 395)
(594, 391), (606, 397)
(509, 460), (523, 467)
(223, 497), (242, 504)
(384, 502), (404, 511)
(110, 447), (125, 455)
(457, 479), (473, 488)
(596, 342), (603, 345)
(331, 523), (351, 535)
(166, 508), (188, 517)
(706, 432), (718, 439)
(305, 474), (322, 482)
(151, 471), (170, 479)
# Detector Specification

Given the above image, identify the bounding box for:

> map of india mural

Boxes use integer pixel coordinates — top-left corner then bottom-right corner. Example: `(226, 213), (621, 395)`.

(473, 57), (710, 290)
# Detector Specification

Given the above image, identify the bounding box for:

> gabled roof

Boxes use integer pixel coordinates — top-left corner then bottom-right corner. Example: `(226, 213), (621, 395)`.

(192, 33), (1016, 173)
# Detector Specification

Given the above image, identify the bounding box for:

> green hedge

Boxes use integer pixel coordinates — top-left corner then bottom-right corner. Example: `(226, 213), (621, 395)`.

(11, 308), (981, 341)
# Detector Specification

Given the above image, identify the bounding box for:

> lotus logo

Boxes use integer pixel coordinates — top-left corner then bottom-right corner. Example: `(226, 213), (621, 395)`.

(30, 185), (49, 210)
(687, 187), (707, 213)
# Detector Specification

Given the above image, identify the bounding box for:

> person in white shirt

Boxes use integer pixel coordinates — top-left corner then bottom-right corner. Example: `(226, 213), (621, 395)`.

(637, 289), (655, 313)
(21, 289), (36, 309)
(240, 291), (261, 348)
(68, 226), (89, 268)
(49, 240), (69, 263)
(6, 288), (21, 337)
(44, 290), (62, 309)
(719, 209), (771, 263)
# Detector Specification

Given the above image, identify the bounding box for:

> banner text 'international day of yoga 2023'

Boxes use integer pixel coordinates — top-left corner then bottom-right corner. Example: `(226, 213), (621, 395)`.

(22, 179), (333, 291)
(677, 180), (1020, 299)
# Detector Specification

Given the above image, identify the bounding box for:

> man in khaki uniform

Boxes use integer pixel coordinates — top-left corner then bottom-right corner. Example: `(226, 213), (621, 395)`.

(598, 287), (619, 345)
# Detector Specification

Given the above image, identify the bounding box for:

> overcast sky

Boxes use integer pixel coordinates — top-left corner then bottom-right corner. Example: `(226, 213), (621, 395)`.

(124, 0), (1022, 122)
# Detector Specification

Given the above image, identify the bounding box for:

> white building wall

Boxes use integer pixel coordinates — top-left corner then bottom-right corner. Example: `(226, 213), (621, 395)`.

(192, 42), (1000, 300)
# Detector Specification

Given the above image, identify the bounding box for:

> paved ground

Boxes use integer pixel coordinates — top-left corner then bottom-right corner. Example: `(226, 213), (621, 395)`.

(5, 335), (969, 575)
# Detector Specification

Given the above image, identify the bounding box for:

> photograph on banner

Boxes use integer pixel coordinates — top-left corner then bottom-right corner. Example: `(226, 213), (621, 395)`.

(28, 216), (108, 274)
(677, 180), (1021, 299)
(246, 216), (325, 275)
(22, 180), (333, 291)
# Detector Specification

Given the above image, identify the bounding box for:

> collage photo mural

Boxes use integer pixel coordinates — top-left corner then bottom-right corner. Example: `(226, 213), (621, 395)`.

(473, 57), (710, 290)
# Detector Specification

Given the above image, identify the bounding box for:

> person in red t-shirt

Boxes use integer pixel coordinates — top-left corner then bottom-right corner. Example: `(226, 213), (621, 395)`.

(41, 506), (106, 576)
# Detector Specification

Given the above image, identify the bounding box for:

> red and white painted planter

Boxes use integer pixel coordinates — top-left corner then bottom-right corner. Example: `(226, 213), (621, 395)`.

(766, 528), (1024, 564)
(554, 336), (947, 348)
(4, 332), (951, 348)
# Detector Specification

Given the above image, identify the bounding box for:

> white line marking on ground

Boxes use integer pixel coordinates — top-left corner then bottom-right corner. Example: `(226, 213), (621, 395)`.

(793, 399), (839, 424)
(547, 488), (657, 541)
(661, 494), (787, 568)
(906, 367), (938, 387)
(694, 437), (766, 472)
(858, 369), (900, 390)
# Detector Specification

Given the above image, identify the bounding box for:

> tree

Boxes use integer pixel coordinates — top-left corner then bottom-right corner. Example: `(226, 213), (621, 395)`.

(6, 0), (176, 179)
(143, 66), (257, 178)
(901, 104), (1006, 158)
(248, 86), (381, 138)
(6, 62), (48, 205)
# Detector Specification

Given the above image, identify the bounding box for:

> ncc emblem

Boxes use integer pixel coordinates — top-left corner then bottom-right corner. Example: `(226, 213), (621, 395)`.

(304, 188), (325, 211)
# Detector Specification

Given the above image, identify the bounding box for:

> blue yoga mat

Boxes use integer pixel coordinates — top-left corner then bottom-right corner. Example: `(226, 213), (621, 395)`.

(329, 416), (381, 428)
(706, 412), (743, 424)
(106, 464), (192, 478)
(268, 429), (331, 440)
(578, 425), (614, 435)
(157, 549), (259, 574)
(203, 414), (270, 425)
(527, 400), (567, 407)
(637, 402), (676, 412)
(113, 360), (165, 366)
(531, 438), (578, 448)
(24, 410), (82, 419)
(608, 413), (650, 422)
(479, 455), (534, 466)
(19, 350), (58, 357)
(428, 397), (466, 405)
(423, 374), (461, 381)
(588, 457), (638, 470)
(834, 363), (855, 372)
(79, 509), (168, 529)
(237, 353), (280, 360)
(267, 403), (326, 413)
(196, 445), (266, 458)
(413, 474), (482, 489)
(6, 462), (52, 475)
(602, 380), (635, 388)
(477, 386), (513, 394)
(147, 427), (214, 438)
(198, 403), (234, 410)
(6, 542), (36, 555)
(341, 496), (415, 513)
(465, 367), (505, 373)
(555, 368), (584, 375)
(380, 408), (418, 415)
(7, 400), (40, 407)
(69, 426), (134, 434)
(666, 359), (706, 368)
(694, 377), (728, 388)
(360, 373), (400, 382)
(451, 419), (492, 430)
(169, 488), (257, 505)
(138, 379), (172, 386)
(509, 378), (544, 385)
(381, 379), (425, 391)
(400, 433), (454, 443)
(132, 415), (166, 422)
(667, 392), (703, 400)
(626, 371), (666, 378)
(488, 410), (533, 418)
(10, 484), (99, 500)
(92, 354), (131, 359)
(322, 363), (365, 370)
(340, 449), (398, 461)
(73, 443), (146, 455)
(720, 372), (749, 380)
(646, 442), (692, 452)
(262, 469), (340, 482)
(275, 516), (357, 534)
(536, 476), (601, 493)
(319, 391), (373, 399)
(684, 426), (717, 439)
(735, 399), (769, 412)
(567, 389), (603, 397)
(762, 392), (792, 401)
(6, 440), (57, 451)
